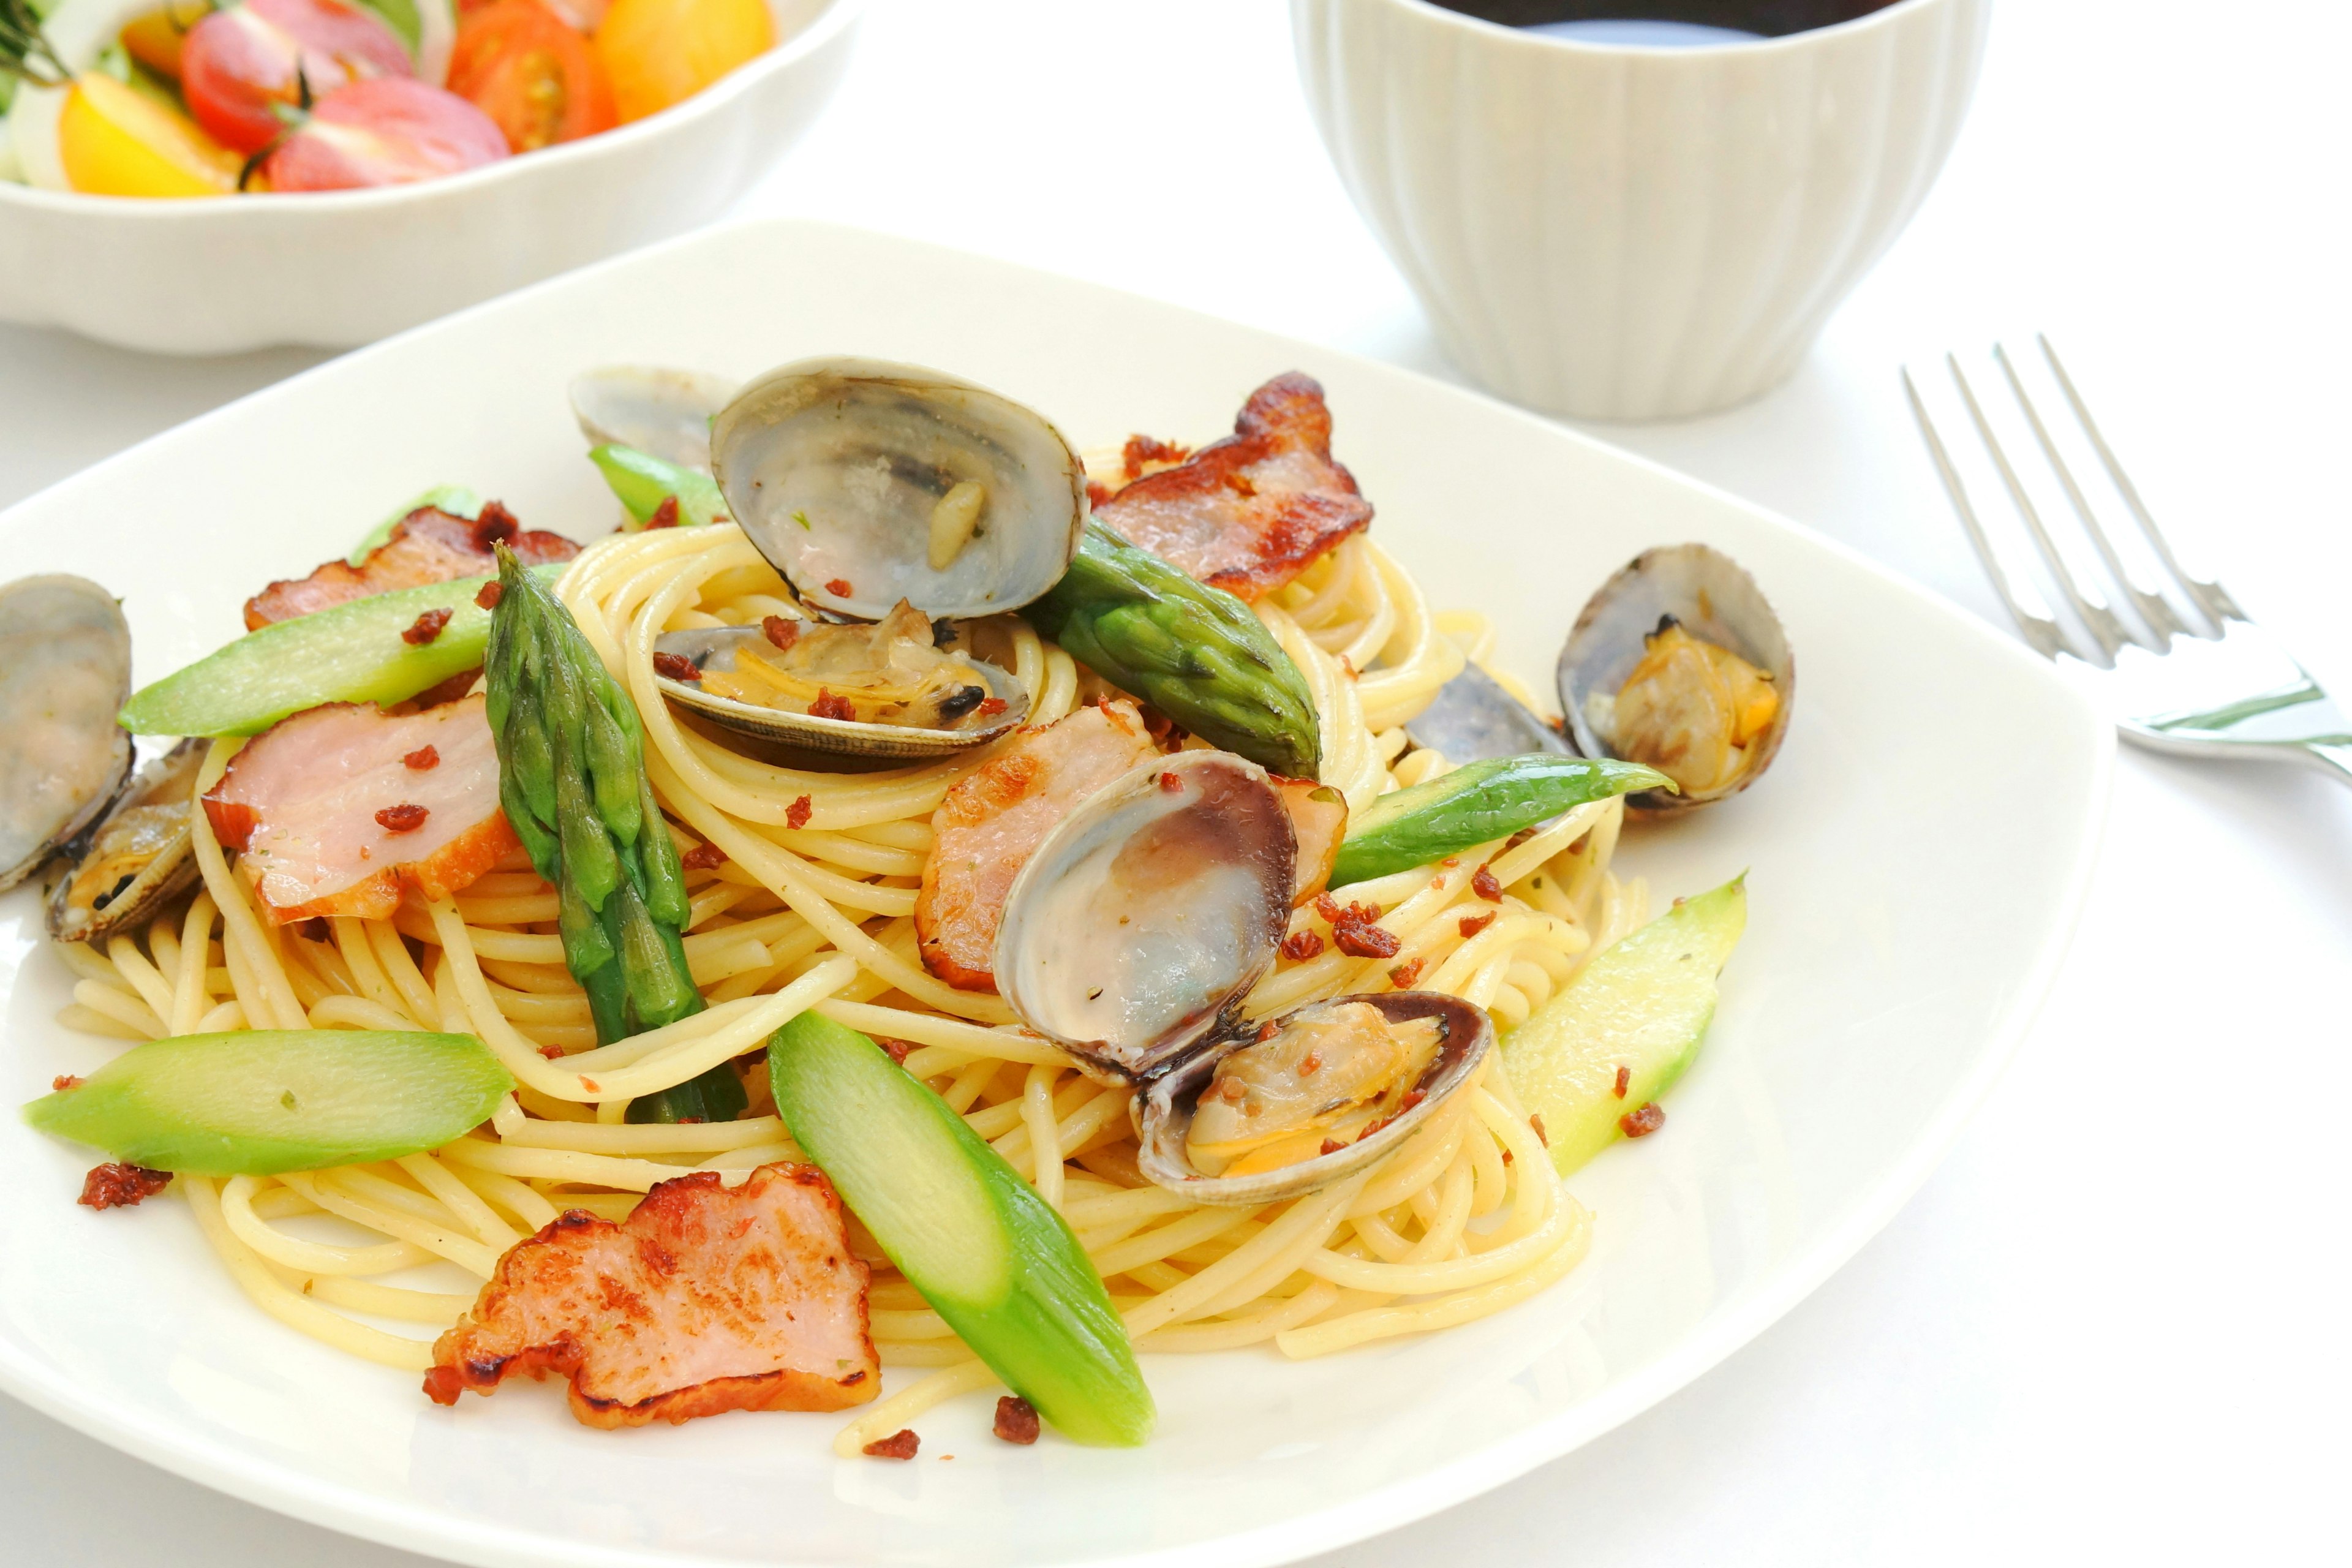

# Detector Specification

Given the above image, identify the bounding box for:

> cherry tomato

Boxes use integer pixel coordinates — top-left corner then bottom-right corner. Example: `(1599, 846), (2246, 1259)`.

(592, 0), (771, 125)
(261, 77), (509, 189)
(180, 0), (413, 155)
(58, 70), (241, 198)
(118, 1), (216, 81)
(447, 0), (612, 153)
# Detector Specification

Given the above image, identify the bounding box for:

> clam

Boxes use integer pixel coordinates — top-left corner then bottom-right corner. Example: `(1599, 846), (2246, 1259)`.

(569, 366), (736, 470)
(1404, 659), (1568, 764)
(47, 739), (205, 944)
(1556, 545), (1793, 810)
(993, 750), (1493, 1203)
(709, 357), (1086, 622)
(0, 575), (134, 893)
(651, 601), (1030, 761)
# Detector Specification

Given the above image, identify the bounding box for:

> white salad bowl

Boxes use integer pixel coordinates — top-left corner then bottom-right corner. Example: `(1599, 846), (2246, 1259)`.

(0, 0), (858, 355)
(0, 222), (2106, 1568)
(1292, 0), (1990, 421)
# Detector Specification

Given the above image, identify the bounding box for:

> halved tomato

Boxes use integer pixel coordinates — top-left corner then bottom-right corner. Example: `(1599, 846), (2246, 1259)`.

(446, 0), (612, 153)
(592, 0), (770, 125)
(180, 0), (413, 154)
(57, 70), (243, 197)
(261, 76), (509, 189)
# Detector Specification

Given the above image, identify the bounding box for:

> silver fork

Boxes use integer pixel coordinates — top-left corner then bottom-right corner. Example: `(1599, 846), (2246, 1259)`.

(1904, 335), (2352, 786)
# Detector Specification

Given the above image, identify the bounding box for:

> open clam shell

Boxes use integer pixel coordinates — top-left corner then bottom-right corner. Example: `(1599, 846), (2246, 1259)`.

(650, 624), (1030, 762)
(1404, 659), (1569, 765)
(47, 739), (205, 944)
(1136, 991), (1494, 1207)
(709, 357), (1087, 622)
(1555, 543), (1794, 810)
(1, 575), (135, 892)
(994, 752), (1295, 1084)
(569, 365), (736, 470)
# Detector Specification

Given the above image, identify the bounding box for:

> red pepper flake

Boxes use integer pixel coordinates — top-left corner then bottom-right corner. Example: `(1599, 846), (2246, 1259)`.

(1332, 915), (1399, 960)
(538, 1044), (566, 1060)
(475, 581), (503, 609)
(1311, 893), (1343, 922)
(1505, 827), (1538, 850)
(1619, 1101), (1665, 1138)
(375, 803), (429, 834)
(1387, 957), (1425, 988)
(1280, 929), (1324, 962)
(1502, 1148), (1514, 1165)
(51, 1074), (84, 1091)
(79, 1162), (171, 1210)
(824, 578), (854, 598)
(878, 1037), (916, 1065)
(682, 842), (728, 870)
(645, 495), (680, 530)
(1458, 911), (1496, 940)
(1472, 865), (1503, 902)
(1612, 1065), (1631, 1099)
(652, 651), (701, 683)
(293, 917), (331, 942)
(1159, 771), (1184, 793)
(809, 688), (856, 722)
(1530, 1113), (1548, 1147)
(579, 1076), (601, 1093)
(761, 615), (801, 651)
(471, 501), (520, 549)
(1320, 1137), (1346, 1156)
(404, 744), (440, 771)
(402, 607), (453, 646)
(976, 697), (1008, 718)
(992, 1395), (1041, 1445)
(786, 794), (813, 830)
(864, 1428), (920, 1460)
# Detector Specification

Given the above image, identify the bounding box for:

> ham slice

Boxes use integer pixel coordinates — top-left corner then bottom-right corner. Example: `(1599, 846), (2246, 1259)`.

(424, 1165), (878, 1429)
(916, 699), (1165, 992)
(202, 695), (518, 922)
(243, 504), (578, 631)
(1093, 374), (1372, 601)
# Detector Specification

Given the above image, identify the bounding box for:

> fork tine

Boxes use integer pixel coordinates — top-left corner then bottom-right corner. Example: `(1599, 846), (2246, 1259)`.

(1945, 353), (2127, 665)
(1992, 342), (2185, 648)
(2038, 334), (2245, 628)
(1902, 367), (2069, 662)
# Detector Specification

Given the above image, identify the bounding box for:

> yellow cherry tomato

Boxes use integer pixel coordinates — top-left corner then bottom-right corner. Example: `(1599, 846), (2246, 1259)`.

(593, 0), (772, 124)
(58, 71), (243, 198)
(119, 1), (214, 81)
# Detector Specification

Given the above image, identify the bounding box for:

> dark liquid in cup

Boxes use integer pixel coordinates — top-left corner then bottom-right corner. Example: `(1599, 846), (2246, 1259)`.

(1436, 1), (1897, 42)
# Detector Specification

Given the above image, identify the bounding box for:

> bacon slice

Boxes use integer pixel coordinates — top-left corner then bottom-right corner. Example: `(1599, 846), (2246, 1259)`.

(1273, 775), (1347, 907)
(424, 1165), (877, 1429)
(1093, 373), (1372, 601)
(202, 695), (518, 922)
(243, 505), (579, 631)
(916, 698), (1164, 992)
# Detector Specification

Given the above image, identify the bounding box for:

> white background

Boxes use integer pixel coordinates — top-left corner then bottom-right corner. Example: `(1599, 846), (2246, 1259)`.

(4, 1), (2347, 1562)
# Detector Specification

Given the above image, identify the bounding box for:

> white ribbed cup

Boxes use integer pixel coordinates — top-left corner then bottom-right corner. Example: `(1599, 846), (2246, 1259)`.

(1292, 0), (1989, 421)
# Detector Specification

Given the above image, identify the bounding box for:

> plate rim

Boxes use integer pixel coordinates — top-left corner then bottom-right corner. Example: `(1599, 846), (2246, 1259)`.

(0, 216), (2117, 1568)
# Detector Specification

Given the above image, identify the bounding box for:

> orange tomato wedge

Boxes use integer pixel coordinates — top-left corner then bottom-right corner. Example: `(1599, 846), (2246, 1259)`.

(118, 1), (215, 81)
(592, 0), (771, 124)
(58, 72), (244, 198)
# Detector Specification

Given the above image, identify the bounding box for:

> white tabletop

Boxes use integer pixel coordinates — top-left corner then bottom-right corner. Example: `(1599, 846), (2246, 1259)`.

(4, 1), (2346, 1562)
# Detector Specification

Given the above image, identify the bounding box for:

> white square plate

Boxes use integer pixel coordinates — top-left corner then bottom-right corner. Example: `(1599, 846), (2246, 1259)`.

(0, 220), (2109, 1568)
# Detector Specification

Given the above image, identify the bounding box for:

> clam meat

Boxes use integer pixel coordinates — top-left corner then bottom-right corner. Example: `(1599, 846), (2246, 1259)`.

(570, 365), (736, 470)
(652, 601), (1030, 760)
(1556, 544), (1793, 810)
(48, 739), (204, 944)
(709, 358), (1086, 622)
(1, 575), (135, 892)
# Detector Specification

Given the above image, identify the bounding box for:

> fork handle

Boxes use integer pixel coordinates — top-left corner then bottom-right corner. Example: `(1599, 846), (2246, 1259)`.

(2305, 743), (2352, 788)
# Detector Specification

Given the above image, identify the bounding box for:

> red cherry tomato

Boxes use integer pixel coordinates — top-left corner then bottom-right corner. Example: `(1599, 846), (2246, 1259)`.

(446, 0), (614, 153)
(181, 0), (413, 155)
(261, 78), (510, 190)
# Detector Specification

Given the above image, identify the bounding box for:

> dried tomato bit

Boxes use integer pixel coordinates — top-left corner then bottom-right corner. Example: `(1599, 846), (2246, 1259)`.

(1530, 1113), (1548, 1147)
(1311, 892), (1344, 922)
(471, 500), (520, 548)
(1611, 1065), (1631, 1099)
(1458, 911), (1496, 940)
(1120, 433), (1191, 480)
(375, 803), (429, 834)
(1619, 1101), (1665, 1138)
(809, 688), (856, 722)
(51, 1074), (84, 1091)
(404, 744), (440, 771)
(645, 496), (680, 529)
(976, 697), (1008, 718)
(293, 916), (331, 942)
(475, 581), (504, 609)
(1280, 929), (1324, 962)
(402, 607), (453, 646)
(992, 1395), (1041, 1445)
(761, 614), (801, 651)
(538, 1044), (567, 1060)
(786, 794), (813, 830)
(864, 1428), (921, 1460)
(652, 651), (701, 683)
(1472, 865), (1503, 902)
(1387, 957), (1425, 988)
(1158, 771), (1184, 793)
(79, 1162), (172, 1210)
(824, 578), (854, 598)
(681, 842), (728, 870)
(1331, 915), (1398, 960)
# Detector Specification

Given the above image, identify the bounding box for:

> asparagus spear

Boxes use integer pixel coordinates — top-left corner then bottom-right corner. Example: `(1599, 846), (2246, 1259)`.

(1027, 523), (1322, 778)
(483, 546), (744, 1125)
(589, 444), (730, 529)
